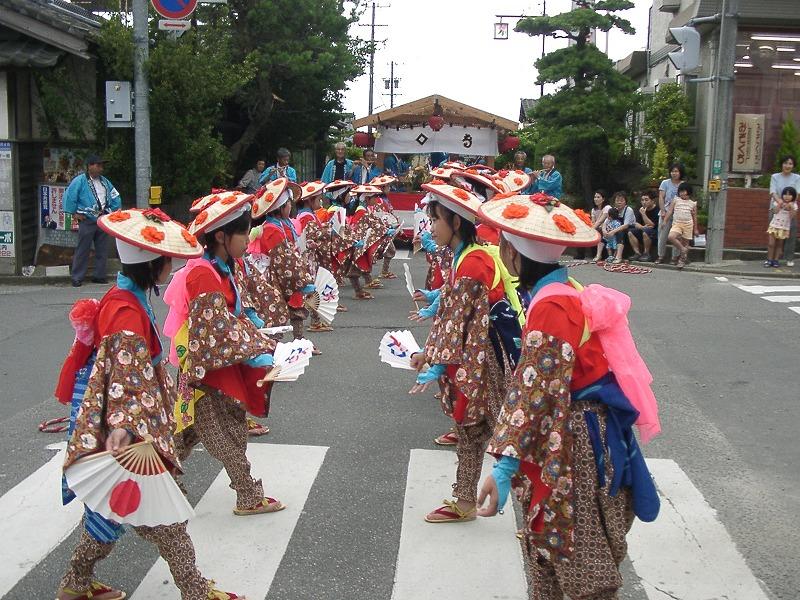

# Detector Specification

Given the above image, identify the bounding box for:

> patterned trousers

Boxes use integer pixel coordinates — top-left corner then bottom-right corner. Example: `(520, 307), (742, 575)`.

(524, 403), (634, 600)
(452, 417), (495, 503)
(177, 391), (264, 510)
(289, 306), (308, 340)
(60, 519), (208, 600)
(380, 241), (396, 273)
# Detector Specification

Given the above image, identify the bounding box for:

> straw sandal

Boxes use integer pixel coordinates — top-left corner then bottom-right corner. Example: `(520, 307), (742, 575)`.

(207, 581), (246, 599)
(56, 580), (125, 600)
(380, 271), (398, 279)
(246, 418), (269, 437)
(308, 323), (334, 332)
(366, 279), (384, 289)
(433, 431), (458, 446)
(336, 304), (348, 312)
(425, 499), (476, 523)
(233, 497), (286, 516)
(355, 291), (374, 300)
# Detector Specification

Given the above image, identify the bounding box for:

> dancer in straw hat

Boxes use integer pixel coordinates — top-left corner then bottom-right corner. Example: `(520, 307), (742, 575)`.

(368, 174), (401, 280)
(475, 193), (661, 599)
(55, 208), (244, 600)
(407, 181), (524, 524)
(163, 193), (286, 517)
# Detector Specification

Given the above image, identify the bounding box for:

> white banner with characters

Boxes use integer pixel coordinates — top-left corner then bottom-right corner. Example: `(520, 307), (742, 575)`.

(374, 125), (498, 156)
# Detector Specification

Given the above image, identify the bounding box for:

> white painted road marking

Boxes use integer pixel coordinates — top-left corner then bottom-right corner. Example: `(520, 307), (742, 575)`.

(714, 276), (729, 282)
(789, 307), (800, 315)
(391, 449), (527, 600)
(0, 445), (83, 598)
(760, 295), (800, 303)
(733, 284), (800, 294)
(394, 248), (412, 260)
(129, 443), (328, 600)
(628, 459), (769, 600)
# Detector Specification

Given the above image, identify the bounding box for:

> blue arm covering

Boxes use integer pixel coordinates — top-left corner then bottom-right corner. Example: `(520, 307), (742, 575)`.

(246, 353), (274, 368)
(420, 288), (440, 304)
(416, 363), (445, 385)
(420, 231), (437, 253)
(301, 284), (316, 294)
(417, 292), (440, 319)
(354, 240), (365, 248)
(244, 307), (264, 329)
(386, 228), (396, 237)
(492, 455), (521, 512)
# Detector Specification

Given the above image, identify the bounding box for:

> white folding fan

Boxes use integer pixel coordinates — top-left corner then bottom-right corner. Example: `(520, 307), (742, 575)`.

(413, 210), (431, 254)
(378, 330), (421, 370)
(296, 229), (307, 253)
(304, 267), (339, 324)
(264, 338), (315, 382)
(259, 325), (293, 337)
(330, 207), (347, 234)
(64, 441), (195, 527)
(403, 263), (416, 298)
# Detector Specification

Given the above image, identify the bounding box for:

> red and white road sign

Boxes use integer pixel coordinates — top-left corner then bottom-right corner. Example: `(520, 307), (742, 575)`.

(151, 0), (197, 20)
(158, 19), (191, 31)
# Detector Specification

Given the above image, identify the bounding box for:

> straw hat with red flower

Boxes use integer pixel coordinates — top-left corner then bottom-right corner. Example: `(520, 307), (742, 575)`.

(420, 181), (484, 223)
(99, 208), (203, 264)
(251, 177), (303, 219)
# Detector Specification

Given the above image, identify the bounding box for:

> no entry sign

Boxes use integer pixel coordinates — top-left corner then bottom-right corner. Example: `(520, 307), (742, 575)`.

(151, 0), (198, 20)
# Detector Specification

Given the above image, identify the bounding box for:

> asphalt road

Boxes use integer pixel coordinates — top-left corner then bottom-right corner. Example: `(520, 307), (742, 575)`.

(0, 254), (797, 599)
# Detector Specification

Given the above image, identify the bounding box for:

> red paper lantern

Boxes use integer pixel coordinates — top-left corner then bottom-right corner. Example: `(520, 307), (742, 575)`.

(428, 115), (445, 131)
(353, 132), (375, 148)
(499, 136), (520, 153)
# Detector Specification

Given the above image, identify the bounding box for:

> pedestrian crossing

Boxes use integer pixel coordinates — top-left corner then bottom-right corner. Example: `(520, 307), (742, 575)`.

(730, 282), (800, 316)
(1, 443), (770, 599)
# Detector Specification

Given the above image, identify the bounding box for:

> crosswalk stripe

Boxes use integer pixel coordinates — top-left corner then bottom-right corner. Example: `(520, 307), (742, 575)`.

(0, 444), (83, 598)
(628, 459), (769, 600)
(733, 284), (800, 294)
(391, 449), (527, 600)
(789, 307), (800, 315)
(760, 295), (800, 303)
(129, 443), (328, 599)
(394, 249), (412, 260)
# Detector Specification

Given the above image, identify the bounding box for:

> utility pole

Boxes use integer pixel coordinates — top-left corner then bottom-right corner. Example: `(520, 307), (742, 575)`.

(540, 0), (546, 97)
(368, 2), (375, 115)
(390, 60), (394, 108)
(132, 0), (151, 208)
(705, 0), (739, 264)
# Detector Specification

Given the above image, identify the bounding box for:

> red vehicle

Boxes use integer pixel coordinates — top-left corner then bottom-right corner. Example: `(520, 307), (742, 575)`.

(386, 192), (425, 243)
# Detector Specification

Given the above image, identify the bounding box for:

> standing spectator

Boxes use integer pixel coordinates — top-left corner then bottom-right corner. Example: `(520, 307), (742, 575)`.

(321, 142), (354, 183)
(259, 147), (297, 184)
(656, 162), (685, 264)
(765, 186), (798, 267)
(628, 190), (660, 261)
(237, 159), (265, 193)
(351, 148), (382, 184)
(64, 154), (121, 287)
(512, 151), (535, 194)
(530, 154), (563, 199)
(769, 155), (800, 267)
(590, 189), (611, 262)
(666, 182), (698, 269)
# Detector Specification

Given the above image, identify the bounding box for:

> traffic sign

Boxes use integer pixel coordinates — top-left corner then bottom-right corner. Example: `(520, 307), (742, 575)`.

(158, 19), (191, 31)
(151, 0), (197, 20)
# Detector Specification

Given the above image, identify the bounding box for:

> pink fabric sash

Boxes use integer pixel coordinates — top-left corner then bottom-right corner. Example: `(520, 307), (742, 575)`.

(162, 259), (221, 366)
(531, 282), (661, 444)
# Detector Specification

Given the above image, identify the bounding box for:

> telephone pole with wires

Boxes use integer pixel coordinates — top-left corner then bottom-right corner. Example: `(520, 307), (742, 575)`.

(382, 61), (402, 108)
(358, 2), (390, 120)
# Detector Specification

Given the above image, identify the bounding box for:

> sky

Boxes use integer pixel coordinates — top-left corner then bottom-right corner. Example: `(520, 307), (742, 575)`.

(343, 0), (653, 123)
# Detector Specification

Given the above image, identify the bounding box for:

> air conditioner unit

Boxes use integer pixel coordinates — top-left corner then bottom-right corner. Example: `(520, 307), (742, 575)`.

(659, 0), (682, 13)
(640, 85), (656, 94)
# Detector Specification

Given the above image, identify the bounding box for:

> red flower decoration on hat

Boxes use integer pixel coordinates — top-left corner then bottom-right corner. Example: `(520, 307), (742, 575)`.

(573, 209), (593, 227)
(530, 192), (560, 213)
(435, 168), (446, 174)
(190, 197), (204, 208)
(428, 179), (446, 185)
(181, 228), (198, 247)
(502, 203), (530, 219)
(210, 188), (227, 194)
(275, 178), (286, 185)
(493, 192), (515, 200)
(252, 200), (260, 213)
(141, 226), (166, 244)
(306, 185), (316, 192)
(143, 208), (171, 223)
(221, 194), (239, 205)
(194, 210), (209, 226)
(107, 210), (131, 223)
(498, 170), (510, 178)
(515, 169), (525, 174)
(552, 214), (576, 235)
(263, 192), (274, 203)
(453, 189), (470, 200)
(513, 177), (524, 185)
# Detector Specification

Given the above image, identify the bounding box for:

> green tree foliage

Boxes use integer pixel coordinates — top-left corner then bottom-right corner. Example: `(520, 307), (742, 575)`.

(773, 114), (800, 173)
(224, 0), (368, 171)
(97, 9), (254, 204)
(516, 0), (639, 205)
(642, 82), (694, 173)
(651, 138), (669, 182)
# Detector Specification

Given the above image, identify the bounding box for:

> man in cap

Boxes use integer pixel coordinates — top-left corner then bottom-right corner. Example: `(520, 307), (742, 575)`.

(64, 154), (122, 286)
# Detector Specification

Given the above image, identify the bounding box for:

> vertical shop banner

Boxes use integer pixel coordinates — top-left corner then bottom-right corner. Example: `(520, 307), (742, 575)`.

(40, 185), (76, 231)
(0, 210), (14, 257)
(0, 141), (12, 210)
(732, 114), (765, 173)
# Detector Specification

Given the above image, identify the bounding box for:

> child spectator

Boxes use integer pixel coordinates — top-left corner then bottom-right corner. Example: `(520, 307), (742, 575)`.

(590, 190), (611, 262)
(765, 186), (798, 267)
(666, 182), (698, 269)
(628, 190), (659, 261)
(602, 207), (625, 263)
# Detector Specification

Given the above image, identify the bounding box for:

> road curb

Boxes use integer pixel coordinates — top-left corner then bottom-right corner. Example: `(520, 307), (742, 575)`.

(644, 262), (800, 279)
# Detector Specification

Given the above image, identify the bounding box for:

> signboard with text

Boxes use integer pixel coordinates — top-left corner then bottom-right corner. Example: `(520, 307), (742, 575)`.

(732, 113), (765, 173)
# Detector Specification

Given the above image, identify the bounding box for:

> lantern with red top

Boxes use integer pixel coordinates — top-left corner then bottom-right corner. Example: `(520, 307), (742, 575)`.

(427, 99), (445, 131)
(353, 131), (376, 148)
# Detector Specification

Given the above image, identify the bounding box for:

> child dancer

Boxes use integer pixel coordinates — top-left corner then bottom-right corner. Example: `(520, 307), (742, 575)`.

(164, 194), (284, 516)
(56, 208), (243, 600)
(350, 183), (391, 291)
(766, 186), (798, 267)
(324, 179), (360, 292)
(475, 194), (660, 600)
(409, 181), (521, 523)
(369, 175), (401, 279)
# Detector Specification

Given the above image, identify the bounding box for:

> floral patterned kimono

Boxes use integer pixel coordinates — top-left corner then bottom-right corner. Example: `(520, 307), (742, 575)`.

(297, 207), (331, 274)
(167, 254), (277, 511)
(250, 217), (314, 339)
(348, 205), (387, 277)
(487, 268), (659, 600)
(58, 274), (212, 599)
(233, 256), (289, 329)
(423, 243), (507, 503)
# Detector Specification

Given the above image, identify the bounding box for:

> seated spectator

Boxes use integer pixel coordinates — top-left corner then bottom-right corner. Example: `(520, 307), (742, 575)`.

(628, 190), (659, 261)
(591, 189), (611, 262)
(601, 207), (625, 263)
